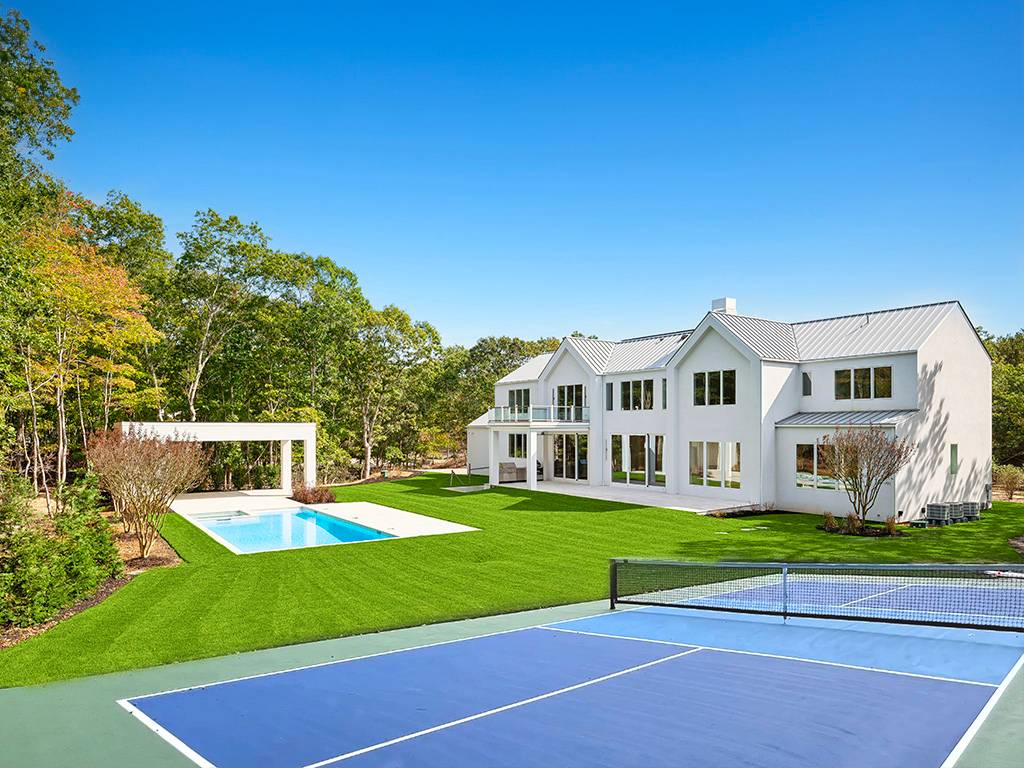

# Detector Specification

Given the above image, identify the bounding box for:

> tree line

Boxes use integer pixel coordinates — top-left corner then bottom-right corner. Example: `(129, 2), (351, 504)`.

(0, 10), (558, 500)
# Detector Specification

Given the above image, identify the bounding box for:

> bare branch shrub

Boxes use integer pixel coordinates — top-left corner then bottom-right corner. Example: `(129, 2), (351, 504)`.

(821, 511), (840, 532)
(88, 428), (208, 558)
(290, 484), (335, 504)
(994, 464), (1023, 500)
(816, 428), (915, 524)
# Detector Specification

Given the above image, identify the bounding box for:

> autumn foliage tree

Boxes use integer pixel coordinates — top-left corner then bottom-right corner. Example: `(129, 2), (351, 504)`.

(816, 427), (915, 525)
(88, 428), (208, 558)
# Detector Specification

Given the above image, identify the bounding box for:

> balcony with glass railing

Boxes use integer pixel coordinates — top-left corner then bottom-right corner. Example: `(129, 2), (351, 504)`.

(488, 405), (590, 424)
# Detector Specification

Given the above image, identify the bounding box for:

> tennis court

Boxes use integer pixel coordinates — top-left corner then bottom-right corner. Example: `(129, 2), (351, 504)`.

(120, 561), (1024, 768)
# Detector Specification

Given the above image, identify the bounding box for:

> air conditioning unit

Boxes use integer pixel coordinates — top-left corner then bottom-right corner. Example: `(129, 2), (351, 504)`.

(926, 503), (950, 524)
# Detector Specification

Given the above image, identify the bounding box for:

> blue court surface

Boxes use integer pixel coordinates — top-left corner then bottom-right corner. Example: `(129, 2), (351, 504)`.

(121, 606), (1024, 768)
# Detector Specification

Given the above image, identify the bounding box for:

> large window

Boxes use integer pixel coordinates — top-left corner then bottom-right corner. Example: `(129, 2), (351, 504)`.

(652, 435), (665, 486)
(835, 366), (893, 400)
(796, 444), (816, 487)
(802, 372), (812, 397)
(555, 384), (585, 420)
(834, 370), (851, 400)
(629, 434), (646, 483)
(621, 379), (654, 410)
(611, 435), (625, 484)
(708, 371), (721, 406)
(694, 370), (736, 406)
(508, 388), (530, 412)
(854, 367), (871, 399)
(706, 442), (721, 487)
(689, 441), (704, 486)
(726, 442), (741, 489)
(508, 433), (527, 459)
(796, 442), (854, 491)
(722, 370), (736, 405)
(873, 366), (892, 398)
(689, 441), (741, 488)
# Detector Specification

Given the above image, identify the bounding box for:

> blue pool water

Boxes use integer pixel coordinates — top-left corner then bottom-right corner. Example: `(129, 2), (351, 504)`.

(198, 508), (393, 553)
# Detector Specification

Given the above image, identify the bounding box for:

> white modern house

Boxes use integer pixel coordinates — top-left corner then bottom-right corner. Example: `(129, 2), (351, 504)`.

(467, 299), (991, 521)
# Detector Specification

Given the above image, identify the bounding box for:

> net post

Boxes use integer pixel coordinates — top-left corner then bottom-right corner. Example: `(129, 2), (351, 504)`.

(781, 563), (789, 622)
(609, 559), (618, 610)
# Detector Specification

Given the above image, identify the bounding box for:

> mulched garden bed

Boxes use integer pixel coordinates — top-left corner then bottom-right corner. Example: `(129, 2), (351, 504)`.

(0, 508), (181, 650)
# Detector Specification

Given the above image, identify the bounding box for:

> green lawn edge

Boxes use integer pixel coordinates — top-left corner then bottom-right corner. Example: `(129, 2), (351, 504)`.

(1, 474), (1022, 688)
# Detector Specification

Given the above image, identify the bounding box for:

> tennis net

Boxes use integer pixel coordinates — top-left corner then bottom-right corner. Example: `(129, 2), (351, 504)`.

(609, 559), (1024, 631)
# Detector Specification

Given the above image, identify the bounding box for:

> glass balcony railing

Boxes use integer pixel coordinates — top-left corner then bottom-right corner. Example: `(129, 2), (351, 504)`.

(489, 405), (590, 424)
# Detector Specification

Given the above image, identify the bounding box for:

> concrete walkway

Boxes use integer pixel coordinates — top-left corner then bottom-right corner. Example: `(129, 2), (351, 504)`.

(496, 479), (751, 514)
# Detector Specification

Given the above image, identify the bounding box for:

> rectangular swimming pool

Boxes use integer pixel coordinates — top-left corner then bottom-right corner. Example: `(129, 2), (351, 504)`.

(192, 508), (394, 554)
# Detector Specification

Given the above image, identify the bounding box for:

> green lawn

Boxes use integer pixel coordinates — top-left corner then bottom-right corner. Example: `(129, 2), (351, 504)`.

(2, 473), (1023, 688)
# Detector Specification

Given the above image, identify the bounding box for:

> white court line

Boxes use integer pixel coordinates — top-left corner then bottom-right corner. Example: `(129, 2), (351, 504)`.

(117, 699), (216, 768)
(539, 626), (999, 688)
(838, 583), (910, 607)
(300, 647), (703, 768)
(121, 606), (639, 704)
(939, 650), (1024, 768)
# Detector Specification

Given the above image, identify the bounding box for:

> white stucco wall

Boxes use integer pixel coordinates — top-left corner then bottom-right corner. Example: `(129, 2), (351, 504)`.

(896, 310), (992, 516)
(760, 361), (800, 507)
(774, 425), (897, 520)
(796, 353), (918, 412)
(674, 326), (760, 504)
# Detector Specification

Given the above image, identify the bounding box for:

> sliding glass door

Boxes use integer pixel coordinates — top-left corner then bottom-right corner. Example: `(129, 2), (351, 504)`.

(610, 434), (667, 487)
(551, 433), (587, 481)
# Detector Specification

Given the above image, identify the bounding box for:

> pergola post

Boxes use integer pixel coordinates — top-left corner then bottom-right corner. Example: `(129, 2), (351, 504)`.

(302, 433), (316, 487)
(280, 439), (292, 494)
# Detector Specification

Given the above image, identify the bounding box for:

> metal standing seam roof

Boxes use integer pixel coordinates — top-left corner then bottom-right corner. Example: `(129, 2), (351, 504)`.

(775, 410), (919, 427)
(791, 301), (958, 361)
(564, 336), (617, 372)
(603, 332), (691, 373)
(495, 301), (970, 383)
(711, 313), (800, 362)
(495, 352), (555, 385)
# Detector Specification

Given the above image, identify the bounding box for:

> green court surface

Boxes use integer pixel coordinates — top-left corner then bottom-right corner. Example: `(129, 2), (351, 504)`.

(0, 599), (1020, 768)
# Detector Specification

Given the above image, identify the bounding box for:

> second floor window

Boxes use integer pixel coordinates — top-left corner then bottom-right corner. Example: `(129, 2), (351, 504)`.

(621, 379), (654, 410)
(508, 388), (529, 411)
(835, 366), (892, 400)
(802, 372), (812, 396)
(605, 382), (613, 410)
(694, 370), (736, 406)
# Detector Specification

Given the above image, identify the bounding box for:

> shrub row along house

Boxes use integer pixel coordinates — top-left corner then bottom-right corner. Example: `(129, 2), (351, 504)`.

(467, 299), (991, 521)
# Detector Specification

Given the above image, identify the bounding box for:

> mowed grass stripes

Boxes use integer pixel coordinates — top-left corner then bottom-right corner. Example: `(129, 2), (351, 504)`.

(1, 474), (1022, 687)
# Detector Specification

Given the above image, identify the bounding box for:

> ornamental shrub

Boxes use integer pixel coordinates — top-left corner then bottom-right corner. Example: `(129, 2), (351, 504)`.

(0, 473), (123, 628)
(291, 484), (336, 504)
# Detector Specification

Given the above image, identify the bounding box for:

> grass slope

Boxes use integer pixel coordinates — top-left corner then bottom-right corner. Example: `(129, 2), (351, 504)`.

(2, 474), (1022, 687)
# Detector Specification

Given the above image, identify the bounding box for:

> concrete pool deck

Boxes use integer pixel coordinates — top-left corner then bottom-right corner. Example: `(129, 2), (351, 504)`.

(171, 491), (478, 549)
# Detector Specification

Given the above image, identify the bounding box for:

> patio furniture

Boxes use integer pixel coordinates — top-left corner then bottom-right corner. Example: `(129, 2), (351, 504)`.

(498, 462), (520, 483)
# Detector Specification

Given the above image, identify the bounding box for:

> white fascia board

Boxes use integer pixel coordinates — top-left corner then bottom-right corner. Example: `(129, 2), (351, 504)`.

(121, 421), (316, 442)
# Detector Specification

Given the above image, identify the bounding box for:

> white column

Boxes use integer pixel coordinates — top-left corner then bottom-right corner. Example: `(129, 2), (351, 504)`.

(666, 370), (679, 495)
(527, 431), (538, 490)
(280, 439), (293, 494)
(488, 430), (499, 486)
(303, 435), (316, 487)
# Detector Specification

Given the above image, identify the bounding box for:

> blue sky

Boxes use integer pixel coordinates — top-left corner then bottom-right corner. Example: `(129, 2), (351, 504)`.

(19, 1), (1023, 345)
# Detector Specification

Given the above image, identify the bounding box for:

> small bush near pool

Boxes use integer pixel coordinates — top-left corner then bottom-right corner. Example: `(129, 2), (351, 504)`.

(0, 475), (123, 628)
(291, 484), (336, 504)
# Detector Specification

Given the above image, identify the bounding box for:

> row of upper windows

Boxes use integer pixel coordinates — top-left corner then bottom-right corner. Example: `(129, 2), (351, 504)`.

(606, 379), (669, 411)
(800, 366), (893, 400)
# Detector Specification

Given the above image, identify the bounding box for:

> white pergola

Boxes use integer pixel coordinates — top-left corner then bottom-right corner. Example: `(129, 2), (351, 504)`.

(119, 422), (316, 494)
